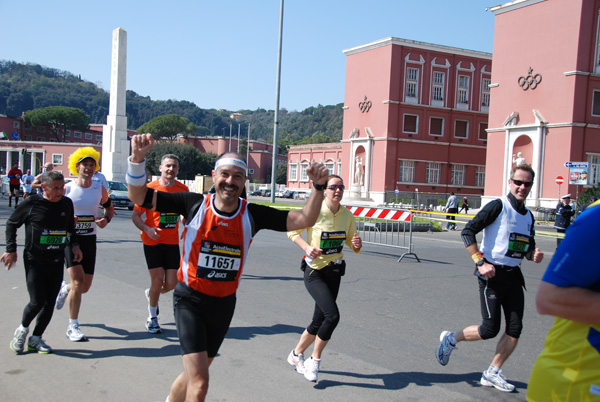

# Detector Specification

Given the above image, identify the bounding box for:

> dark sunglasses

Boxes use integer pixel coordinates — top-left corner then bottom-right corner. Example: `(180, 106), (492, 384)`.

(512, 179), (533, 188)
(327, 184), (345, 190)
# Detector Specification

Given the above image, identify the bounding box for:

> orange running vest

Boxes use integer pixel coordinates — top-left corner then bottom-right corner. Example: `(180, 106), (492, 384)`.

(178, 194), (253, 297)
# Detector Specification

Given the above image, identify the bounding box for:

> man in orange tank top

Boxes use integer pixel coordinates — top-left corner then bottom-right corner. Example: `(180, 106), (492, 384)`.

(127, 134), (329, 402)
(132, 154), (189, 334)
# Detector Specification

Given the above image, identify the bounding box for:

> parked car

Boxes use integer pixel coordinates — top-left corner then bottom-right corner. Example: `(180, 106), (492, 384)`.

(249, 190), (262, 196)
(282, 190), (296, 199)
(275, 190), (285, 197)
(107, 180), (134, 210)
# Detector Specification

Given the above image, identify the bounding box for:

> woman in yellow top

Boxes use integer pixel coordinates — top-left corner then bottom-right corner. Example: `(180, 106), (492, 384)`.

(286, 175), (362, 382)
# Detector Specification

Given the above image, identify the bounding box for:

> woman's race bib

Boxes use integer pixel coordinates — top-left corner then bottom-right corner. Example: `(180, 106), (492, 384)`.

(320, 231), (346, 255)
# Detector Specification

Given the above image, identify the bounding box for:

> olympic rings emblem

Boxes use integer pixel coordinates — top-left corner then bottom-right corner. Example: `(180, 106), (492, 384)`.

(359, 96), (372, 113)
(518, 68), (542, 91)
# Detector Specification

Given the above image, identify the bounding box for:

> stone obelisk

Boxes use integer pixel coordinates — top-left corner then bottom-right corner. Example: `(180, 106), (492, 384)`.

(102, 27), (128, 182)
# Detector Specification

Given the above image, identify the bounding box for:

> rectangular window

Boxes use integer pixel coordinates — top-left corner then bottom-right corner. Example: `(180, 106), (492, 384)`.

(403, 114), (418, 133)
(49, 138), (57, 142)
(481, 78), (491, 106)
(36, 136), (45, 141)
(96, 135), (103, 142)
(300, 163), (309, 182)
(53, 154), (63, 165)
(454, 120), (469, 139)
(476, 166), (486, 187)
(458, 75), (470, 104)
(37, 126), (46, 133)
(289, 164), (298, 181)
(337, 162), (342, 175)
(399, 160), (415, 183)
(479, 123), (488, 141)
(592, 90), (600, 116)
(430, 117), (444, 136)
(589, 154), (600, 185)
(451, 164), (465, 186)
(74, 131), (82, 138)
(325, 163), (335, 175)
(25, 135), (32, 141)
(13, 121), (20, 129)
(432, 71), (445, 101)
(65, 130), (71, 137)
(406, 67), (419, 98)
(85, 133), (93, 140)
(426, 162), (441, 184)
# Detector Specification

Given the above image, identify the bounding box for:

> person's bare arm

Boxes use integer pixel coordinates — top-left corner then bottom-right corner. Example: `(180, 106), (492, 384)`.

(536, 281), (600, 326)
(286, 163), (329, 231)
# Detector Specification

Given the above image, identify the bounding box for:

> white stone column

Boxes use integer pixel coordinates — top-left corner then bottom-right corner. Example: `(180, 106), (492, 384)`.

(102, 28), (129, 182)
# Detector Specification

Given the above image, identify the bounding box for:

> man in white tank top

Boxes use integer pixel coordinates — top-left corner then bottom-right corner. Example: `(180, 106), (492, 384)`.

(54, 147), (114, 342)
(436, 164), (544, 393)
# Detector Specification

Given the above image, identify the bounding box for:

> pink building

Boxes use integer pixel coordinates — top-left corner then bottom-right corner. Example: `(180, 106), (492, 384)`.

(288, 37), (491, 204)
(487, 0), (600, 207)
(287, 143), (343, 190)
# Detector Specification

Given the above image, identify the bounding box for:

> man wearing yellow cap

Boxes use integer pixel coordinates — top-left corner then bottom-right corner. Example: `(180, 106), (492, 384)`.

(55, 147), (114, 342)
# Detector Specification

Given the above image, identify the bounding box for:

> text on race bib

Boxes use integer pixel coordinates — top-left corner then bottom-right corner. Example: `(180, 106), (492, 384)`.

(197, 240), (241, 281)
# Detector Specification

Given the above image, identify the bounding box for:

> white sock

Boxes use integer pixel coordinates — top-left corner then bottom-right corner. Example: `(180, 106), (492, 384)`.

(149, 305), (158, 319)
(18, 324), (28, 332)
(488, 365), (499, 375)
(69, 319), (79, 326)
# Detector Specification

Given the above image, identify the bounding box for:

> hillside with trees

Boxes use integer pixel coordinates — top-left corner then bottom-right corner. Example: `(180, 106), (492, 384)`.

(0, 61), (343, 153)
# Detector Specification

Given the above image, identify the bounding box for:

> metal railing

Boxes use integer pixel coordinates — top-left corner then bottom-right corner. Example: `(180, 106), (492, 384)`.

(351, 206), (420, 262)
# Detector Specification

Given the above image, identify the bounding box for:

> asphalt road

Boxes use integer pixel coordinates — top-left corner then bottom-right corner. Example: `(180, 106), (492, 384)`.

(0, 199), (559, 402)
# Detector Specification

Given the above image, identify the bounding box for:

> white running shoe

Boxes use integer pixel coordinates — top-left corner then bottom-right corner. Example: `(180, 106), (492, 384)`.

(287, 350), (305, 374)
(10, 326), (29, 354)
(55, 281), (69, 310)
(66, 323), (86, 342)
(480, 369), (515, 392)
(436, 330), (457, 366)
(27, 335), (52, 354)
(146, 317), (162, 334)
(303, 357), (320, 382)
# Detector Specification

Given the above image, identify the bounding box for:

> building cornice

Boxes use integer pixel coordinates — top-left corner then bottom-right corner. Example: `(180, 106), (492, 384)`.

(343, 37), (492, 60)
(564, 70), (590, 77)
(489, 0), (547, 15)
(487, 121), (593, 132)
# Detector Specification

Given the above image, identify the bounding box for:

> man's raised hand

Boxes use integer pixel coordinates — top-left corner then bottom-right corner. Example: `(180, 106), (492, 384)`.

(131, 134), (154, 163)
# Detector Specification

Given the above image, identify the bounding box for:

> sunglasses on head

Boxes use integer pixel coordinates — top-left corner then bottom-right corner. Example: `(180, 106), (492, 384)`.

(512, 179), (533, 187)
(327, 184), (345, 190)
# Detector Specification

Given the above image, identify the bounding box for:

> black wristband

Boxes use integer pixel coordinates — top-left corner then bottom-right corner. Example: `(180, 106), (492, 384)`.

(105, 216), (111, 223)
(313, 182), (327, 191)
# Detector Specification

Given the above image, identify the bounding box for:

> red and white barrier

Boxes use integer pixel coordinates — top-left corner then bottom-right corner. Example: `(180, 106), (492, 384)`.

(345, 206), (411, 222)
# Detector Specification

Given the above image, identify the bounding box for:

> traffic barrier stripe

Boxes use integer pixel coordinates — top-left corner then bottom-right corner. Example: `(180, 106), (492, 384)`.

(345, 206), (411, 222)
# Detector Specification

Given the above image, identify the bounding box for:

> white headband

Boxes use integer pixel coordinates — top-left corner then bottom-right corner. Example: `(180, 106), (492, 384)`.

(214, 157), (248, 173)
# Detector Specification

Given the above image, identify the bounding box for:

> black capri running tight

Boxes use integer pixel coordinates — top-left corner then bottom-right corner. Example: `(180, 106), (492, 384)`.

(304, 266), (342, 341)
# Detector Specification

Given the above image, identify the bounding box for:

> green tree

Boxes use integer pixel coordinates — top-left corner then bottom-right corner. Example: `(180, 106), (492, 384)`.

(137, 114), (193, 141)
(276, 161), (287, 185)
(577, 185), (600, 209)
(23, 106), (89, 142)
(145, 141), (217, 180)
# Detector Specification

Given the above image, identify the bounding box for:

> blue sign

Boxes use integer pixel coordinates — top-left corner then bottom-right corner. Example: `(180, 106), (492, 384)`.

(11, 131), (19, 140)
(564, 162), (588, 168)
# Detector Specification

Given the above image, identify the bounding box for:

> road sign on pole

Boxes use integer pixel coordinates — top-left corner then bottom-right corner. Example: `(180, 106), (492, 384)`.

(555, 176), (564, 185)
(564, 162), (588, 168)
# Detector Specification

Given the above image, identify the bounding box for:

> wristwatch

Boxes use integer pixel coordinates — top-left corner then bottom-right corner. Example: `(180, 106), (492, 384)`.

(476, 258), (485, 267)
(313, 182), (327, 191)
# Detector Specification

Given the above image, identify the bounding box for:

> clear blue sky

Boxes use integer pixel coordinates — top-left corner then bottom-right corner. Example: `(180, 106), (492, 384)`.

(1, 0), (496, 112)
